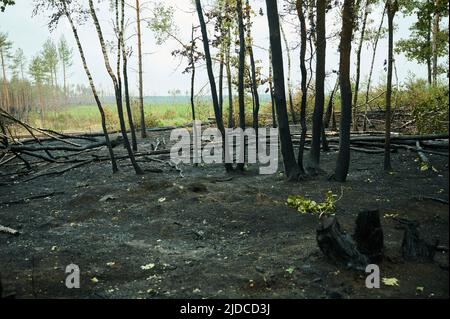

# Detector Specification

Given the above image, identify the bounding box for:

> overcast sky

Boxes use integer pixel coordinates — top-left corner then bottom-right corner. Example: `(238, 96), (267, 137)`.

(0, 0), (442, 96)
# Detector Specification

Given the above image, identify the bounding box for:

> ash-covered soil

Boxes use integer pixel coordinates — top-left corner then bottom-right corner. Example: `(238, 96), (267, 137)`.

(0, 129), (448, 299)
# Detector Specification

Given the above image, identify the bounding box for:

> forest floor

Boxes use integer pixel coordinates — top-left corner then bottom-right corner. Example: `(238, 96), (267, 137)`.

(0, 127), (448, 299)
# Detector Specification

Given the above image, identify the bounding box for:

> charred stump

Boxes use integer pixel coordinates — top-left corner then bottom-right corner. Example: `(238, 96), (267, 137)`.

(396, 218), (437, 262)
(317, 216), (369, 271)
(354, 210), (384, 262)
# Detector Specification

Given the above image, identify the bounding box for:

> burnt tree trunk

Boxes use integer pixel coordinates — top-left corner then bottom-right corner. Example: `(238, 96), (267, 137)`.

(354, 210), (384, 262)
(317, 216), (370, 271)
(309, 0), (326, 171)
(397, 218), (437, 262)
(266, 0), (300, 181)
(236, 0), (246, 171)
(196, 0), (233, 172)
(385, 0), (398, 171)
(63, 2), (118, 173)
(296, 0), (308, 174)
(334, 0), (355, 182)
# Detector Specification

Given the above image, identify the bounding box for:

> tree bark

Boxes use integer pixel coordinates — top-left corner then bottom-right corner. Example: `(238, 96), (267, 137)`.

(352, 0), (370, 131)
(89, 0), (143, 175)
(266, 0), (300, 181)
(62, 1), (118, 173)
(363, 3), (387, 131)
(296, 0), (308, 173)
(280, 23), (297, 125)
(226, 27), (234, 128)
(136, 0), (147, 138)
(120, 0), (138, 152)
(432, 0), (441, 84)
(195, 0), (233, 172)
(236, 0), (246, 171)
(334, 0), (355, 182)
(385, 0), (398, 171)
(246, 0), (260, 149)
(309, 0), (326, 171)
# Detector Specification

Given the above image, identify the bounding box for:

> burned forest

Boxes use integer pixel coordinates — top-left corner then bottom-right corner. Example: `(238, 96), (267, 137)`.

(0, 0), (449, 304)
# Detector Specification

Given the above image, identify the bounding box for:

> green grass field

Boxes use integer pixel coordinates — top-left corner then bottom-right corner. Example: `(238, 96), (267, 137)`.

(26, 95), (274, 133)
(28, 101), (215, 133)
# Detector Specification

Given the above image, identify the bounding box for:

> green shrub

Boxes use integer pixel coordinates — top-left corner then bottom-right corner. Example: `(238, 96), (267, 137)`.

(404, 79), (449, 134)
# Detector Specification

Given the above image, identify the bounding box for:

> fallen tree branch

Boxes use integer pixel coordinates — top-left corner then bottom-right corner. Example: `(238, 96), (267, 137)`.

(0, 225), (19, 236)
(0, 191), (65, 206)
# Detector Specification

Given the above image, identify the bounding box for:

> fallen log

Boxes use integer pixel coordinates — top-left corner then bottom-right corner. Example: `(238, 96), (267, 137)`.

(4, 137), (123, 153)
(22, 160), (94, 183)
(0, 191), (65, 206)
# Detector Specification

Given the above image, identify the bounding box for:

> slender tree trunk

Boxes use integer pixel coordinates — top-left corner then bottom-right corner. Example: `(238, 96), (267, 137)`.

(334, 0), (355, 182)
(385, 0), (398, 171)
(309, 0), (326, 171)
(190, 26), (196, 123)
(237, 0), (246, 171)
(89, 0), (143, 175)
(432, 0), (441, 84)
(120, 0), (138, 152)
(363, 3), (387, 131)
(308, 0), (317, 45)
(136, 0), (147, 138)
(63, 2), (118, 173)
(219, 48), (224, 120)
(195, 0), (233, 172)
(63, 62), (68, 106)
(266, 0), (300, 181)
(426, 4), (433, 85)
(352, 0), (369, 131)
(280, 23), (297, 124)
(1, 49), (9, 113)
(296, 0), (308, 174)
(246, 0), (260, 147)
(269, 50), (277, 128)
(324, 79), (339, 128)
(226, 27), (234, 128)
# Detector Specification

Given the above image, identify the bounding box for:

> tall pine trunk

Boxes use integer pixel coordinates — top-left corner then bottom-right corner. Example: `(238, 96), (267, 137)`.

(120, 0), (138, 152)
(236, 0), (246, 171)
(385, 0), (398, 171)
(363, 3), (387, 131)
(266, 0), (300, 181)
(296, 0), (308, 173)
(280, 23), (297, 124)
(334, 0), (355, 182)
(352, 0), (369, 131)
(89, 0), (142, 175)
(63, 2), (118, 173)
(136, 0), (147, 138)
(309, 0), (326, 171)
(195, 0), (233, 172)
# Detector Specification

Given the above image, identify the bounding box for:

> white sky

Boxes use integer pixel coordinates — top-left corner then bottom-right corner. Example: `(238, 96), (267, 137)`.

(0, 0), (443, 96)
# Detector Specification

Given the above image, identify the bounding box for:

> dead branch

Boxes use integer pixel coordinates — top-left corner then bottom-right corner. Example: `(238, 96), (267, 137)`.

(0, 225), (19, 236)
(0, 191), (65, 206)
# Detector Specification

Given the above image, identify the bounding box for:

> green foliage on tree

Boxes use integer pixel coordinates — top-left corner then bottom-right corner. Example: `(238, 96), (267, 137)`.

(29, 55), (47, 85)
(11, 48), (26, 80)
(396, 0), (449, 81)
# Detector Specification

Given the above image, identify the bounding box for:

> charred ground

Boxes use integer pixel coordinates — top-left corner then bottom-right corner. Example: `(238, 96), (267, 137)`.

(0, 128), (448, 299)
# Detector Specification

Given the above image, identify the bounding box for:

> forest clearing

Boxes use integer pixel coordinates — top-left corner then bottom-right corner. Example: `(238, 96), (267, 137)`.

(0, 0), (449, 303)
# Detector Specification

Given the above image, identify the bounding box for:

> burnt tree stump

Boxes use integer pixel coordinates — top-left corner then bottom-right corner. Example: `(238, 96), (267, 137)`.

(354, 210), (384, 262)
(397, 218), (437, 262)
(317, 216), (369, 271)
